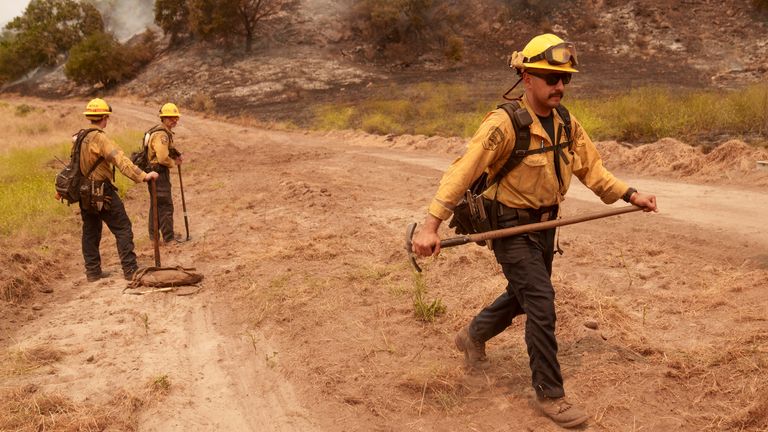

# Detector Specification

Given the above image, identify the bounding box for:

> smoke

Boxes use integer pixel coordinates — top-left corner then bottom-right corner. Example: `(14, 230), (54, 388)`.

(91, 0), (157, 41)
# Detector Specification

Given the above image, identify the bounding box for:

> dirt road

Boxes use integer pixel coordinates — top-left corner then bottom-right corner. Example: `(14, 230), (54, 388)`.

(3, 99), (767, 431)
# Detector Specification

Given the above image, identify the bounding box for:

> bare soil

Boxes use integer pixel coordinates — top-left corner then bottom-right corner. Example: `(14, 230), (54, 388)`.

(1, 97), (767, 431)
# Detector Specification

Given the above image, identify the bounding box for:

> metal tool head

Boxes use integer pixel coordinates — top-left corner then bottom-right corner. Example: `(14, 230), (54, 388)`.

(405, 222), (422, 273)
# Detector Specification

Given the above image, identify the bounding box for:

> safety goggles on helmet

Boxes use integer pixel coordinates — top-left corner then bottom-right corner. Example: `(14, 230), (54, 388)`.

(524, 42), (578, 68)
(527, 70), (572, 86)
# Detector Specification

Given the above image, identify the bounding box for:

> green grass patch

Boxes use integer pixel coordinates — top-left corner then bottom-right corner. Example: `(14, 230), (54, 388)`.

(412, 272), (446, 322)
(311, 81), (768, 145)
(557, 83), (768, 143)
(312, 82), (494, 138)
(0, 144), (71, 236)
(0, 130), (144, 236)
(568, 84), (768, 143)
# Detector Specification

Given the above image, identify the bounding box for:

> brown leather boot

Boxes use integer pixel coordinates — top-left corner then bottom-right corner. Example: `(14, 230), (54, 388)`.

(536, 397), (589, 428)
(454, 326), (490, 370)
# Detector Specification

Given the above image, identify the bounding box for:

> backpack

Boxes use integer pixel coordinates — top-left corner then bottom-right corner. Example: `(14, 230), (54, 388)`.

(448, 101), (572, 238)
(130, 126), (172, 172)
(54, 128), (102, 205)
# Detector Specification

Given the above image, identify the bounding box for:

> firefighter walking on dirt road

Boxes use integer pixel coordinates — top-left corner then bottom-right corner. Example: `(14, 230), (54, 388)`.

(410, 34), (658, 429)
(146, 103), (184, 243)
(75, 98), (159, 282)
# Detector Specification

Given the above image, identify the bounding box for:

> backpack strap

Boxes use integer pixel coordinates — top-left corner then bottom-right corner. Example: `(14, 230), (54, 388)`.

(76, 128), (104, 179)
(492, 101), (533, 185)
(482, 101), (534, 231)
(144, 125), (173, 148)
(555, 104), (572, 146)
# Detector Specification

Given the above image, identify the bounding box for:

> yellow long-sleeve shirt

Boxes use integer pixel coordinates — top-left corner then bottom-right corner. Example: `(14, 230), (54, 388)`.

(428, 94), (629, 221)
(147, 125), (177, 169)
(78, 128), (147, 184)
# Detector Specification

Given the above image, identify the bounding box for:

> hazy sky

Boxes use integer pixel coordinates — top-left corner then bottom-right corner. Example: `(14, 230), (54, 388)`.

(1, 0), (30, 28)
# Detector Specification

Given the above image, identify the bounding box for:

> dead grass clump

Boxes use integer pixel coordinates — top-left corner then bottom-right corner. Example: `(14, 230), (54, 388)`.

(0, 385), (155, 431)
(1, 344), (65, 377)
(187, 92), (216, 114)
(723, 390), (768, 431)
(147, 374), (172, 396)
(0, 246), (60, 304)
(398, 367), (467, 414)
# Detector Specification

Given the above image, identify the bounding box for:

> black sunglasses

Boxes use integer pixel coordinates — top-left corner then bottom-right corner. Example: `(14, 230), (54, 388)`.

(527, 71), (572, 86)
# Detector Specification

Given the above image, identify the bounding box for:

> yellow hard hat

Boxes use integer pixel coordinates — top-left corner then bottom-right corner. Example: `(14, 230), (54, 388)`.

(159, 103), (181, 118)
(83, 98), (112, 117)
(510, 33), (579, 73)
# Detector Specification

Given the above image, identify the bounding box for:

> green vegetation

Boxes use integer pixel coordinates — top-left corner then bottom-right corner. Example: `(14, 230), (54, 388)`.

(0, 130), (144, 236)
(313, 82), (492, 137)
(65, 31), (156, 87)
(0, 144), (71, 236)
(350, 0), (464, 63)
(156, 0), (298, 52)
(312, 82), (768, 145)
(154, 0), (190, 45)
(148, 374), (171, 395)
(568, 84), (768, 143)
(412, 273), (446, 322)
(0, 0), (103, 84)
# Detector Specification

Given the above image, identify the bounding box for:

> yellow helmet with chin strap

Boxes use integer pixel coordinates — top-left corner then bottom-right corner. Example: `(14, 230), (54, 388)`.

(510, 33), (579, 74)
(83, 98), (112, 117)
(159, 103), (181, 118)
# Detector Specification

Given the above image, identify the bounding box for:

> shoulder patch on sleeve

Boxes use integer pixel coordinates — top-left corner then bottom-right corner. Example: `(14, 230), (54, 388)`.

(483, 126), (505, 151)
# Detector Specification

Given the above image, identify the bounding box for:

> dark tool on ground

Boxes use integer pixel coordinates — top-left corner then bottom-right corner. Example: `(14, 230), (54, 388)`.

(178, 165), (191, 242)
(405, 205), (643, 272)
(151, 179), (161, 267)
(127, 179), (204, 293)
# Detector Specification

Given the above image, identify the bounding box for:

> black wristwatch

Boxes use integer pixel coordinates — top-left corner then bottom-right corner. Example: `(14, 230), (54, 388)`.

(622, 187), (637, 203)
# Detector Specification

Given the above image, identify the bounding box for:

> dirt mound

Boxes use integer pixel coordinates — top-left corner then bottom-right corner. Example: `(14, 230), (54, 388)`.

(321, 130), (467, 155)
(597, 138), (768, 186)
(322, 130), (768, 187)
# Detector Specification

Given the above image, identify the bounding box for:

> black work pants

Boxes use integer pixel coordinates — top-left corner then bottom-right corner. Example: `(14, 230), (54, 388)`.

(468, 208), (564, 399)
(80, 184), (138, 278)
(147, 165), (174, 242)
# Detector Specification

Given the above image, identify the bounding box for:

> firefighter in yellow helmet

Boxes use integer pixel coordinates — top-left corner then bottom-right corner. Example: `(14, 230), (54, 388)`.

(77, 98), (159, 282)
(145, 102), (183, 243)
(411, 34), (658, 429)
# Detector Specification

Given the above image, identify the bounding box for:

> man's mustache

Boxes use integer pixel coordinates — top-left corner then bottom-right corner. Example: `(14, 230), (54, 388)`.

(549, 91), (564, 99)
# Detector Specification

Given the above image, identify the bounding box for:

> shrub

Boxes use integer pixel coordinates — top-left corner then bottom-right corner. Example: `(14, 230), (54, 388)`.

(349, 0), (464, 62)
(444, 36), (464, 62)
(361, 113), (404, 135)
(188, 92), (216, 113)
(313, 106), (354, 130)
(65, 32), (138, 86)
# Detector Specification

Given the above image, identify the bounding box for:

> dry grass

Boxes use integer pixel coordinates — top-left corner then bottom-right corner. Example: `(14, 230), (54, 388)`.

(0, 385), (146, 432)
(0, 245), (61, 303)
(0, 343), (171, 431)
(1, 344), (65, 377)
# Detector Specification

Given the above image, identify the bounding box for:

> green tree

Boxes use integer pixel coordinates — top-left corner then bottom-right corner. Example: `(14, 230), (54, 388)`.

(64, 31), (134, 87)
(189, 0), (234, 43)
(235, 0), (298, 52)
(155, 0), (190, 44)
(5, 0), (103, 66)
(188, 0), (297, 52)
(350, 0), (463, 62)
(0, 33), (36, 83)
